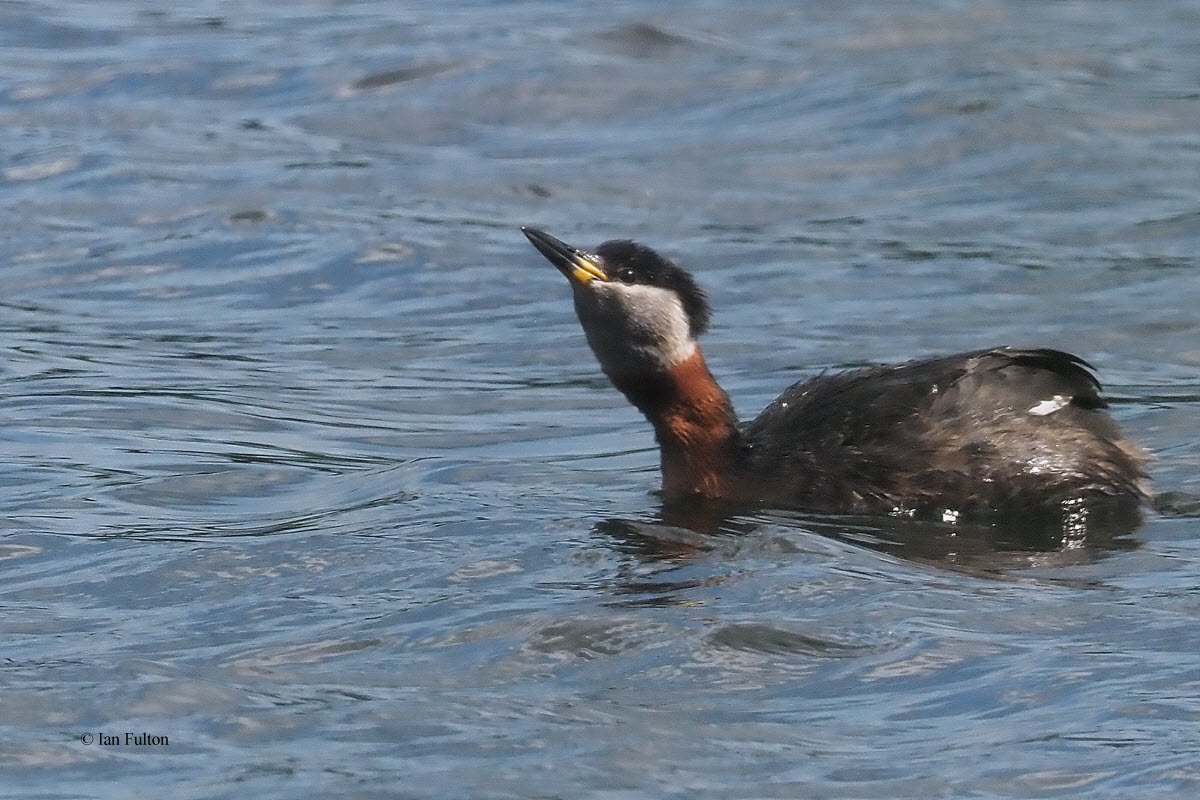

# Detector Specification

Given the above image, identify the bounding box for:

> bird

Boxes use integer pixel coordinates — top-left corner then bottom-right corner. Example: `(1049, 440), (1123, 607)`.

(521, 227), (1150, 521)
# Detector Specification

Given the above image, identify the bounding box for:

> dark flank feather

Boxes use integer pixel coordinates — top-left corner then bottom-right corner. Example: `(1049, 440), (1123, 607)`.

(741, 347), (1149, 513)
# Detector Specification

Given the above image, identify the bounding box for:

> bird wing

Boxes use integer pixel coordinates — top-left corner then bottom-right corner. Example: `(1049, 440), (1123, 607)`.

(742, 347), (1146, 509)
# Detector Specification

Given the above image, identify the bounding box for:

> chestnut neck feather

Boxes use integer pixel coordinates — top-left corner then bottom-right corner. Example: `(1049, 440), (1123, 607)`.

(607, 348), (744, 499)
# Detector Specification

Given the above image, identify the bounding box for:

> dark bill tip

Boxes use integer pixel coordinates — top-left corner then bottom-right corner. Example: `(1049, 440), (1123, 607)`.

(521, 227), (607, 284)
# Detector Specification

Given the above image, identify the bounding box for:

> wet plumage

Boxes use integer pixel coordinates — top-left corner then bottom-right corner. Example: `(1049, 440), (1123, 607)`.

(739, 347), (1148, 513)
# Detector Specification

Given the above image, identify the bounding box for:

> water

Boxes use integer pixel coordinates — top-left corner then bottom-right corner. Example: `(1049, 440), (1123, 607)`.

(2, 1), (1199, 797)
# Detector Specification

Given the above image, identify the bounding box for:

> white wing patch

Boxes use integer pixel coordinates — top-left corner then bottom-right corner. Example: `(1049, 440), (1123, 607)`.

(1028, 394), (1070, 416)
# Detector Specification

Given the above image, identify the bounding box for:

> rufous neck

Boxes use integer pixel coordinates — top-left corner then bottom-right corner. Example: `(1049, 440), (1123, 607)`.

(607, 347), (743, 499)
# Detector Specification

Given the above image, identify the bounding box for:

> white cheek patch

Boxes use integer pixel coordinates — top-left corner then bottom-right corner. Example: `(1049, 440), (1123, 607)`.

(1028, 394), (1070, 416)
(597, 282), (697, 368)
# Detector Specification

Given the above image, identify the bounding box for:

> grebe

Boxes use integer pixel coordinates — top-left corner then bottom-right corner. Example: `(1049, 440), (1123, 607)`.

(521, 227), (1150, 518)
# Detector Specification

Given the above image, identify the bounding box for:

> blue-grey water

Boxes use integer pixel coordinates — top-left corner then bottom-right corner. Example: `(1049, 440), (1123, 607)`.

(3, 1), (1200, 797)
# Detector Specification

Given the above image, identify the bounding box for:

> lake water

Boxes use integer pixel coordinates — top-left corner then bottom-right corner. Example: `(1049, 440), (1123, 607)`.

(3, 1), (1199, 797)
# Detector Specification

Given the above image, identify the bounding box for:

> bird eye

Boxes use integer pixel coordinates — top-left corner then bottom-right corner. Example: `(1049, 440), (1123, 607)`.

(615, 268), (637, 284)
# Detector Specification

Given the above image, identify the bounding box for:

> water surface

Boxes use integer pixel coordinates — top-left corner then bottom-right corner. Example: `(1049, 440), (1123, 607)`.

(3, 1), (1200, 797)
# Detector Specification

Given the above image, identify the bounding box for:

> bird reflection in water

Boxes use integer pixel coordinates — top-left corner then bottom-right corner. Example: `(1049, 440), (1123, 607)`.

(595, 496), (1142, 580)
